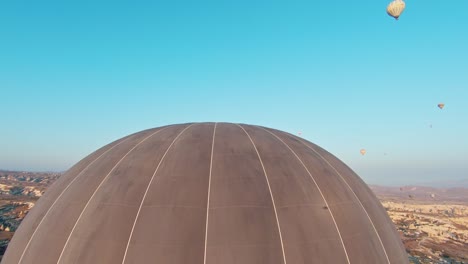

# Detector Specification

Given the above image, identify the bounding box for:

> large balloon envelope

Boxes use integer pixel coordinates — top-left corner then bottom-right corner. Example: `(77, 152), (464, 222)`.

(2, 123), (409, 264)
(438, 103), (445, 109)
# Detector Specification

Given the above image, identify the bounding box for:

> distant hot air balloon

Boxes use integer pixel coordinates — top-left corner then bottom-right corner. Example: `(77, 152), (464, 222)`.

(438, 103), (445, 109)
(408, 194), (414, 199)
(360, 149), (366, 155)
(298, 131), (302, 136)
(400, 187), (404, 191)
(387, 0), (406, 20)
(430, 193), (435, 199)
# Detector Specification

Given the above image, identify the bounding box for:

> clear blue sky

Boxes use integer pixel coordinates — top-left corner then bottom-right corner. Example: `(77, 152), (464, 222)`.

(1, 0), (467, 187)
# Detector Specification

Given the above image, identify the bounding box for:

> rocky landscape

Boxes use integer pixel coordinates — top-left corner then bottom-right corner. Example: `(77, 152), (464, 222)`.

(0, 171), (466, 263)
(371, 185), (468, 264)
(0, 170), (60, 259)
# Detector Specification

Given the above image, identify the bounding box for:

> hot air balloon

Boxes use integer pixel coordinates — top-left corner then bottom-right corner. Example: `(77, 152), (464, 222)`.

(360, 149), (366, 155)
(430, 193), (435, 199)
(438, 103), (445, 109)
(297, 131), (302, 136)
(387, 0), (405, 20)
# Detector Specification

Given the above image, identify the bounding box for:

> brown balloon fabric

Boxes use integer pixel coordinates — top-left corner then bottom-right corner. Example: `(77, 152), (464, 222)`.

(2, 123), (408, 264)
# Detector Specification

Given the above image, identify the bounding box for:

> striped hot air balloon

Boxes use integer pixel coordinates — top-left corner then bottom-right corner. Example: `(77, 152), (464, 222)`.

(387, 0), (406, 20)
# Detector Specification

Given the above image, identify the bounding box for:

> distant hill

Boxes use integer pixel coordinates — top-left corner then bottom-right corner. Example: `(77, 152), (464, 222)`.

(370, 185), (468, 204)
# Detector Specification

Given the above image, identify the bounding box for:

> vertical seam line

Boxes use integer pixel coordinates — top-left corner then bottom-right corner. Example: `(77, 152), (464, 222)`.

(258, 127), (351, 264)
(120, 124), (193, 264)
(296, 136), (391, 264)
(237, 124), (287, 264)
(17, 131), (144, 264)
(56, 127), (169, 264)
(203, 123), (217, 264)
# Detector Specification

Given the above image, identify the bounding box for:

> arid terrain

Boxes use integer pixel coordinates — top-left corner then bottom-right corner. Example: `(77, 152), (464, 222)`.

(0, 170), (60, 260)
(371, 185), (468, 264)
(0, 171), (466, 263)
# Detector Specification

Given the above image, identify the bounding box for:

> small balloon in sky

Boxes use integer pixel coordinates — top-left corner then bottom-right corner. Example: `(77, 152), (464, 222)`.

(360, 149), (366, 155)
(438, 103), (445, 109)
(387, 0), (405, 20)
(430, 193), (436, 199)
(297, 131), (302, 136)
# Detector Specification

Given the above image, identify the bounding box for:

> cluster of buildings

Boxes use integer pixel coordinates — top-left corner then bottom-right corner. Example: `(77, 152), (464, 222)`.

(382, 200), (468, 263)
